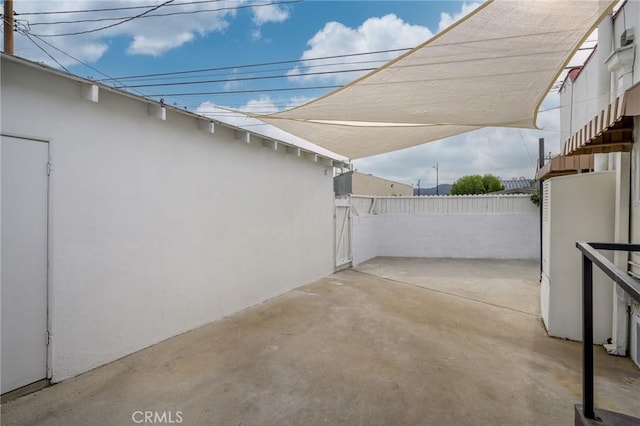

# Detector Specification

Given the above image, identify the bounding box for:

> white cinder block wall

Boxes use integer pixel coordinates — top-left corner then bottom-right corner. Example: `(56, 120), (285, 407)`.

(351, 195), (540, 265)
(1, 58), (335, 382)
(375, 214), (539, 259)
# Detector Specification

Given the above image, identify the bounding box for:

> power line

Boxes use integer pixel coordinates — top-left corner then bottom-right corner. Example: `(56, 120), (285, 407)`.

(22, 32), (150, 98)
(178, 98), (311, 109)
(98, 48), (412, 82)
(191, 110), (284, 115)
(97, 34), (598, 83)
(15, 0), (223, 16)
(124, 66), (377, 88)
(30, 0), (175, 37)
(114, 48), (573, 91)
(146, 69), (570, 98)
(517, 128), (535, 170)
(147, 85), (342, 97)
(27, 1), (301, 27)
(10, 46), (574, 104)
(113, 58), (389, 83)
(23, 32), (70, 72)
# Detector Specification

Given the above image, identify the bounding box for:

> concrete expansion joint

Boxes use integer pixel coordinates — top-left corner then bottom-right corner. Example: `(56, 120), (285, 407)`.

(349, 269), (539, 318)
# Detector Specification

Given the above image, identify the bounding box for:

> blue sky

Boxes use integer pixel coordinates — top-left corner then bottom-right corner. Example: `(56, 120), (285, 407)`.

(7, 0), (584, 188)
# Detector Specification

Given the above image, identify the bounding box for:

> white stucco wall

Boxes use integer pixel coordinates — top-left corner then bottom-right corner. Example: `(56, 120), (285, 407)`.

(351, 215), (379, 265)
(1, 57), (335, 382)
(541, 172), (615, 344)
(560, 62), (603, 140)
(351, 196), (540, 265)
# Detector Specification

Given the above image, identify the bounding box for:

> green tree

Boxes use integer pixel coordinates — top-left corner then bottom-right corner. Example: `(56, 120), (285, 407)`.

(450, 174), (504, 195)
(481, 174), (504, 193)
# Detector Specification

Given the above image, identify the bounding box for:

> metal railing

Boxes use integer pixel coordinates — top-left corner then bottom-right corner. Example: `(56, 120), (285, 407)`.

(576, 242), (640, 420)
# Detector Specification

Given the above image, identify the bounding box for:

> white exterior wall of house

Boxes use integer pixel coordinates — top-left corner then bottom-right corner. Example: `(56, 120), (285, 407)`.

(631, 116), (640, 367)
(351, 195), (539, 265)
(559, 2), (640, 363)
(559, 60), (604, 142)
(611, 2), (640, 97)
(1, 57), (336, 383)
(609, 2), (638, 363)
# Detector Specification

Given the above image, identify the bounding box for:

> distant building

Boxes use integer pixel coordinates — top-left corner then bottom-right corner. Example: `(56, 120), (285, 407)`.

(334, 171), (412, 196)
(497, 178), (536, 194)
(500, 177), (533, 190)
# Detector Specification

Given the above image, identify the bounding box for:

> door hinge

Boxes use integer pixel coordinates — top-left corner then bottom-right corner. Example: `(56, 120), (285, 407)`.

(46, 330), (51, 345)
(47, 162), (52, 176)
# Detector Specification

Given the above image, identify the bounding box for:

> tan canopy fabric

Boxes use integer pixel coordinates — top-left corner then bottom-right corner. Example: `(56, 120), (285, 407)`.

(256, 0), (616, 159)
(254, 121), (480, 160)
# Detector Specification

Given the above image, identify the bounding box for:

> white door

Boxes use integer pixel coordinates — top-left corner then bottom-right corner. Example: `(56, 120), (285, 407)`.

(335, 198), (352, 271)
(1, 135), (49, 394)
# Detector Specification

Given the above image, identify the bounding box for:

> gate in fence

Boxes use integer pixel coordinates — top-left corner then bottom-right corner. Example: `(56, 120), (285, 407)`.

(334, 197), (352, 271)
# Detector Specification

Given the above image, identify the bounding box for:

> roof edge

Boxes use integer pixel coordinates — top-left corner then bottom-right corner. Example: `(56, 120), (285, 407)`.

(0, 53), (349, 166)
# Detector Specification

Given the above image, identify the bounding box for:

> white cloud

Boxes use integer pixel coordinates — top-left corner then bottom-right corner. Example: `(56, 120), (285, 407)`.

(287, 14), (432, 84)
(195, 95), (308, 120)
(239, 95), (280, 114)
(206, 95), (311, 115)
(353, 125), (555, 188)
(437, 2), (483, 33)
(13, 0), (245, 65)
(196, 101), (254, 127)
(222, 69), (243, 92)
(352, 114), (562, 188)
(75, 41), (109, 63)
(252, 3), (290, 25)
(287, 0), (484, 86)
(127, 32), (194, 57)
(250, 29), (262, 41)
(284, 96), (312, 109)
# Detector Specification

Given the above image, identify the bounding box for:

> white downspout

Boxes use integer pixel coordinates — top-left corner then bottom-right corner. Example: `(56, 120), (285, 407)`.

(594, 14), (614, 174)
(608, 152), (631, 356)
(599, 11), (635, 356)
(597, 14), (613, 110)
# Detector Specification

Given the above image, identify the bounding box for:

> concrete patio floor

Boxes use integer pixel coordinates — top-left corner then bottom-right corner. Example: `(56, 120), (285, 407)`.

(2, 257), (639, 425)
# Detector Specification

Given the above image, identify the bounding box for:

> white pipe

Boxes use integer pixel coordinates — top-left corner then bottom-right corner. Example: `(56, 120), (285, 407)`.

(597, 13), (614, 109)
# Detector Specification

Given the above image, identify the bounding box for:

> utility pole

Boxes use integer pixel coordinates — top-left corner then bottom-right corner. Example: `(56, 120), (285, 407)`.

(417, 179), (421, 196)
(4, 0), (14, 54)
(433, 163), (439, 195)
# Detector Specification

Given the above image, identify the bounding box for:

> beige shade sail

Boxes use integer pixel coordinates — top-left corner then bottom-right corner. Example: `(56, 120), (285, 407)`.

(257, 120), (480, 160)
(256, 0), (616, 159)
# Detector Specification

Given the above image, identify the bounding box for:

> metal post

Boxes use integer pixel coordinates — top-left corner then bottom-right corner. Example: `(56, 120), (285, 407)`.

(582, 254), (595, 420)
(538, 138), (544, 278)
